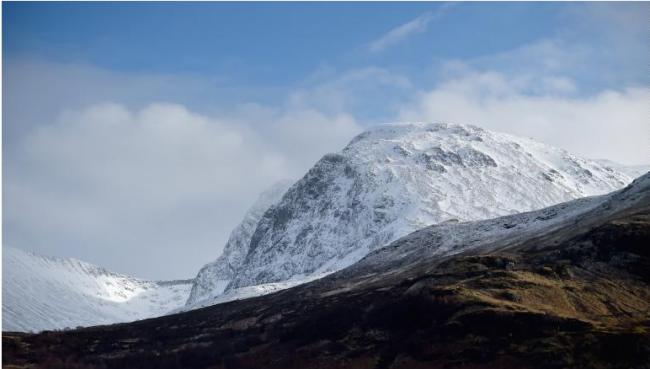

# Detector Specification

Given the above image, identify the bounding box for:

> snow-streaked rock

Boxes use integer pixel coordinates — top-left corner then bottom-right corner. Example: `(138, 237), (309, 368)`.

(185, 180), (293, 306)
(2, 247), (192, 332)
(225, 123), (636, 291)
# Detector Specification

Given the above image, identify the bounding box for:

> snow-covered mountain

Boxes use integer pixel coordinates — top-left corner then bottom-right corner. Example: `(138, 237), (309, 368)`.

(187, 122), (640, 307)
(2, 246), (192, 332)
(186, 180), (293, 306)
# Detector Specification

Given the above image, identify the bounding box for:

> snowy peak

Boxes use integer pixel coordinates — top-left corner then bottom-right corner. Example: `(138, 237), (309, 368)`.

(344, 122), (629, 196)
(224, 123), (634, 291)
(3, 247), (192, 332)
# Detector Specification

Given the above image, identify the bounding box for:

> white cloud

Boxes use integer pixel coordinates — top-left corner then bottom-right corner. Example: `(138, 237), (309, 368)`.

(399, 71), (649, 165)
(265, 109), (362, 170)
(368, 3), (455, 53)
(5, 101), (361, 279)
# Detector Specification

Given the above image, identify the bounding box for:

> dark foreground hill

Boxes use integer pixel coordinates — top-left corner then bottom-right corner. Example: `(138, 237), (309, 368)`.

(4, 173), (650, 369)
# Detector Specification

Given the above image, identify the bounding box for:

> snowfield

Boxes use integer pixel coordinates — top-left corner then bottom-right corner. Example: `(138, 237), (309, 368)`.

(2, 247), (192, 332)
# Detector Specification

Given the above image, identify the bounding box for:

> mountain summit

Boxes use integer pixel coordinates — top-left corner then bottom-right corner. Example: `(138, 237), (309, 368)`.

(188, 122), (635, 306)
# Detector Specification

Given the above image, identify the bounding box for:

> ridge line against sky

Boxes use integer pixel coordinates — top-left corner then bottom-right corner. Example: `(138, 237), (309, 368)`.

(3, 2), (649, 279)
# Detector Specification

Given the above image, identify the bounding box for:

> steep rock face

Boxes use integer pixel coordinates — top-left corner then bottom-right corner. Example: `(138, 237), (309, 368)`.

(186, 180), (293, 306)
(2, 247), (192, 332)
(226, 123), (636, 290)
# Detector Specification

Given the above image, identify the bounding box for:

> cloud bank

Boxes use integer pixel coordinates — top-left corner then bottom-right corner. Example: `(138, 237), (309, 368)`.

(4, 91), (361, 279)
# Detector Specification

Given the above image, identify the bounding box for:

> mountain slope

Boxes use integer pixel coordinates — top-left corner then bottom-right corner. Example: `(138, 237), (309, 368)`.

(2, 247), (192, 332)
(186, 180), (293, 306)
(5, 174), (649, 369)
(225, 123), (635, 291)
(347, 170), (649, 277)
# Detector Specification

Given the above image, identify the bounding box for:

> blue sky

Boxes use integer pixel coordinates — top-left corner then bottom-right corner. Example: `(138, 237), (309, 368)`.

(3, 2), (648, 279)
(5, 2), (562, 78)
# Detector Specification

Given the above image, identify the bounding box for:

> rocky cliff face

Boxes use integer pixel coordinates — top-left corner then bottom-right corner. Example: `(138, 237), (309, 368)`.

(186, 180), (293, 306)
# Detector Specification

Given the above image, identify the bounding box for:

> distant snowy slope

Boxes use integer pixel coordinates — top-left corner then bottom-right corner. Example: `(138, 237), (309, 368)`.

(2, 247), (192, 332)
(224, 123), (634, 292)
(186, 180), (293, 306)
(594, 159), (649, 179)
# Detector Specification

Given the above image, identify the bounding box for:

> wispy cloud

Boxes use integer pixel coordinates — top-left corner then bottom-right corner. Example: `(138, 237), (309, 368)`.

(369, 3), (456, 53)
